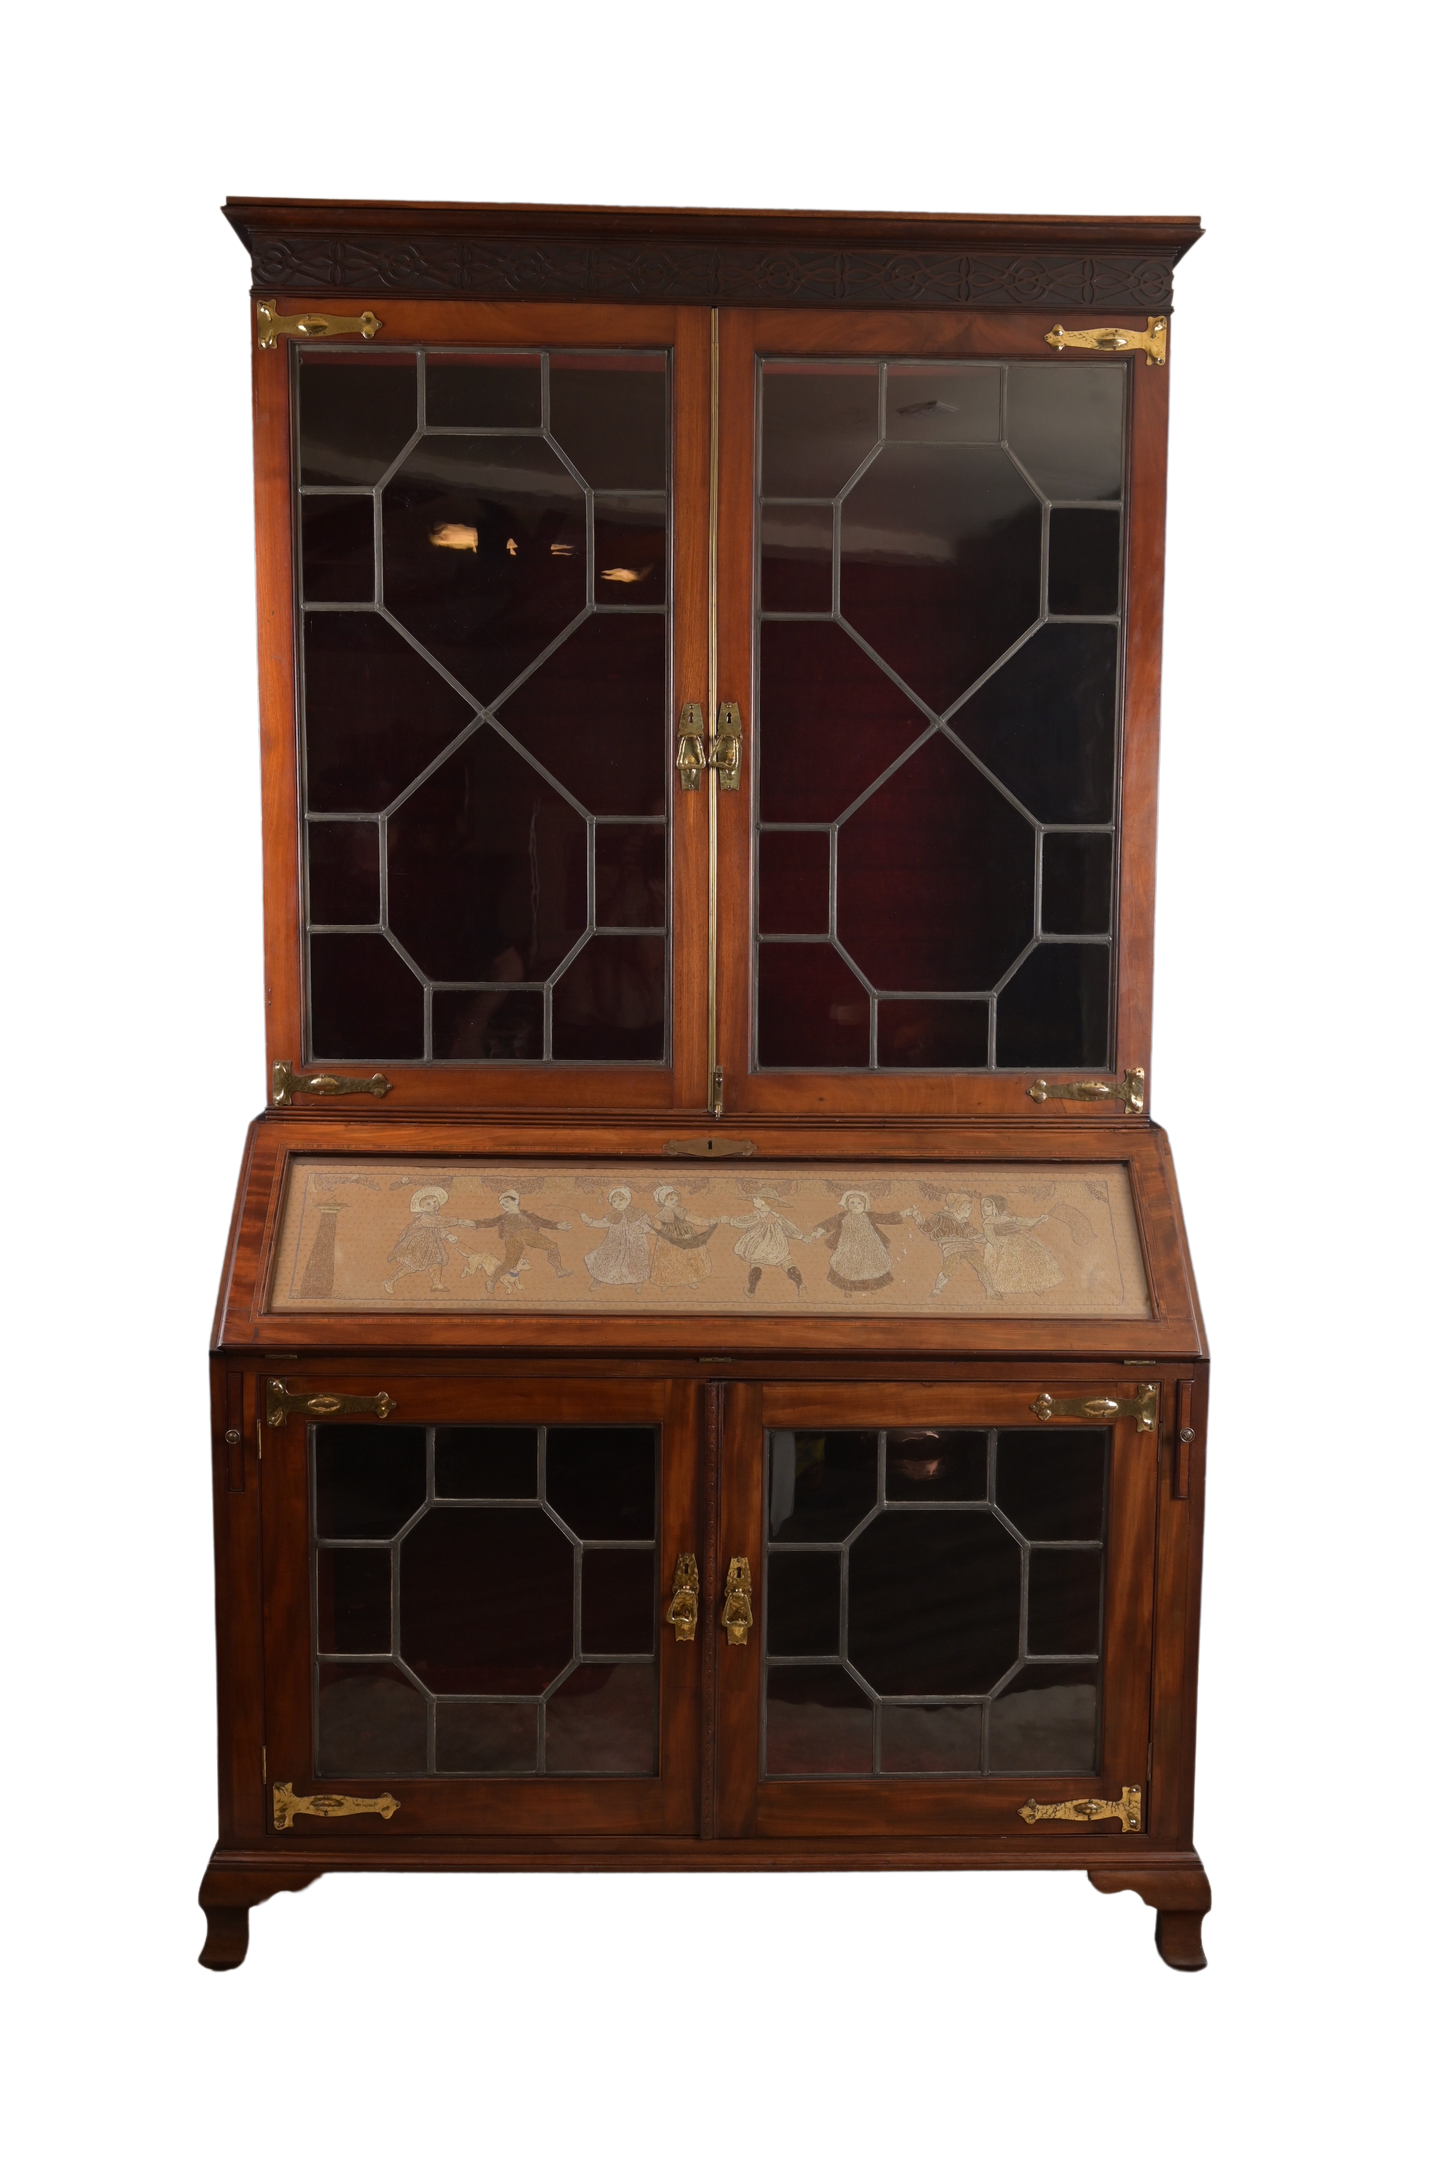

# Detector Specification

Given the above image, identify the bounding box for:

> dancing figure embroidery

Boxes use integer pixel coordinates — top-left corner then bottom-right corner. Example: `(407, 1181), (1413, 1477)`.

(978, 1194), (1065, 1296)
(903, 1189), (987, 1296)
(468, 1189), (573, 1295)
(382, 1187), (477, 1295)
(808, 1189), (905, 1295)
(725, 1190), (808, 1297)
(648, 1185), (718, 1289)
(581, 1186), (654, 1291)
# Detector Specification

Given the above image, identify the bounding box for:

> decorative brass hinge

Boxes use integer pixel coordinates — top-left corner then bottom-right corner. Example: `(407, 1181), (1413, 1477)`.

(1027, 1066), (1145, 1116)
(676, 703), (707, 791)
(266, 1378), (397, 1428)
(1032, 1384), (1159, 1435)
(711, 702), (743, 790)
(256, 301), (382, 351)
(1045, 318), (1167, 367)
(273, 1060), (392, 1107)
(721, 1556), (754, 1645)
(272, 1781), (400, 1830)
(1018, 1786), (1143, 1832)
(665, 1554), (700, 1642)
(663, 1133), (756, 1158)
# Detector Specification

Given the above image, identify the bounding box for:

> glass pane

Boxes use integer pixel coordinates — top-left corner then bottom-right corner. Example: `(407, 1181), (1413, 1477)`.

(309, 933), (425, 1060)
(317, 1664), (428, 1776)
(767, 1550), (843, 1656)
(995, 942), (1110, 1069)
(432, 988), (544, 1061)
(1049, 507), (1122, 615)
(308, 822), (379, 926)
(767, 1665), (873, 1775)
(546, 1662), (657, 1774)
(400, 1506), (574, 1695)
(499, 613), (666, 816)
(435, 1700), (538, 1774)
(545, 1427), (657, 1540)
(547, 354), (667, 492)
(761, 362), (878, 496)
(1041, 832), (1112, 935)
(317, 1547), (391, 1654)
(315, 1425), (426, 1539)
(581, 1549), (655, 1655)
(946, 623), (1118, 824)
(595, 825), (665, 928)
(758, 829), (829, 934)
(298, 352), (417, 486)
(300, 495), (374, 603)
(425, 352), (541, 430)
(756, 942), (870, 1069)
(1027, 1548), (1104, 1656)
(302, 612), (473, 815)
(848, 1510), (1021, 1694)
(758, 620), (927, 824)
(434, 1426), (537, 1499)
(885, 364), (1001, 444)
(760, 503), (833, 612)
(881, 1701), (983, 1773)
(769, 1430), (878, 1542)
(884, 1429), (988, 1502)
(552, 936), (665, 1061)
(595, 495), (667, 602)
(876, 999), (988, 1070)
(1005, 364), (1124, 501)
(988, 1664), (1099, 1773)
(995, 1431), (1107, 1541)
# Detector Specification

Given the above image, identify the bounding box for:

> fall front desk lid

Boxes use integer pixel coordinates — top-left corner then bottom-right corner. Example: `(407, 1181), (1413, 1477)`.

(270, 1160), (1150, 1318)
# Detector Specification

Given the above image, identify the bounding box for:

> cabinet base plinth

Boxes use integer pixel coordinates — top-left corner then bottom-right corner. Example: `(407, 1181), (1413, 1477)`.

(1089, 1860), (1211, 1970)
(198, 1857), (321, 1971)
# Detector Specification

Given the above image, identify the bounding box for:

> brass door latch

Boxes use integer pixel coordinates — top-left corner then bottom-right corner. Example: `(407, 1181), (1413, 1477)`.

(711, 702), (743, 790)
(1032, 1384), (1159, 1435)
(665, 1554), (700, 1641)
(256, 301), (382, 351)
(266, 1379), (397, 1428)
(721, 1556), (753, 1645)
(273, 1782), (400, 1830)
(676, 703), (707, 790)
(1018, 1786), (1143, 1832)
(1027, 1067), (1145, 1115)
(273, 1060), (392, 1107)
(1044, 318), (1167, 366)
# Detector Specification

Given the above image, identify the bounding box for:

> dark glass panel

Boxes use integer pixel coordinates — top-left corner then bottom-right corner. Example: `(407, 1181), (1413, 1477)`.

(876, 999), (989, 1069)
(885, 364), (1001, 444)
(547, 353), (667, 490)
(838, 732), (1033, 992)
(425, 353), (542, 430)
(848, 1511), (1021, 1695)
(546, 1661), (657, 1774)
(1005, 364), (1124, 502)
(766, 1551), (842, 1656)
(758, 829), (829, 934)
(756, 942), (869, 1068)
(884, 1429), (988, 1502)
(315, 1425), (426, 1539)
(546, 1427), (657, 1540)
(552, 935), (665, 1061)
(1028, 1549), (1104, 1656)
(946, 622), (1118, 824)
(301, 495), (375, 603)
(595, 495), (667, 603)
(400, 1507), (574, 1694)
(995, 1430), (1107, 1542)
(596, 825), (665, 928)
(995, 941), (1110, 1069)
(309, 933), (425, 1059)
(766, 1665), (873, 1775)
(499, 613), (666, 816)
(318, 1665), (428, 1776)
(1042, 832), (1112, 936)
(758, 620), (927, 824)
(432, 988), (544, 1060)
(435, 1700), (538, 1774)
(382, 435), (587, 705)
(299, 353), (417, 487)
(387, 726), (587, 984)
(760, 503), (833, 613)
(581, 1549), (655, 1655)
(308, 821), (379, 926)
(1049, 507), (1122, 615)
(881, 1701), (983, 1774)
(840, 443), (1042, 713)
(317, 1548), (392, 1655)
(434, 1426), (537, 1499)
(761, 362), (878, 498)
(988, 1663), (1099, 1773)
(303, 611), (475, 814)
(769, 1430), (878, 1542)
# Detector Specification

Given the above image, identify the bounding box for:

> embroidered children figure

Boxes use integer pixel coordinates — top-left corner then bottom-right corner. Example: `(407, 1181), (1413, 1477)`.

(807, 1189), (906, 1294)
(648, 1185), (718, 1288)
(382, 1187), (477, 1295)
(725, 1190), (808, 1297)
(472, 1189), (574, 1293)
(580, 1186), (654, 1290)
(978, 1194), (1065, 1296)
(902, 1189), (986, 1296)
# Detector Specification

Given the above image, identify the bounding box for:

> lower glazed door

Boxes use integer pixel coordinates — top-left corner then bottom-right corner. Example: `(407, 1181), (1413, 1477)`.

(715, 1381), (1157, 1840)
(261, 1376), (702, 1838)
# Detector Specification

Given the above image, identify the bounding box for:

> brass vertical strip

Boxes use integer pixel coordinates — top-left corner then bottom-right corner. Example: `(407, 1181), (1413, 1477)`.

(699, 1377), (722, 1838)
(706, 306), (722, 1115)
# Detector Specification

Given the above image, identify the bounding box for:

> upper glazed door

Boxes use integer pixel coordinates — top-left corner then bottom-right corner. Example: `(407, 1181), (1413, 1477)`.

(713, 308), (1167, 1119)
(257, 300), (713, 1111)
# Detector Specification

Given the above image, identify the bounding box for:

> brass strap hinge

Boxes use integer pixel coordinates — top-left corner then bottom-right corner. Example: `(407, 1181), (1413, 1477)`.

(1019, 1786), (1143, 1832)
(1045, 318), (1167, 366)
(273, 1060), (392, 1107)
(663, 1134), (756, 1158)
(711, 702), (743, 789)
(273, 1781), (400, 1830)
(256, 301), (382, 351)
(1027, 1066), (1144, 1116)
(676, 703), (707, 790)
(1032, 1384), (1159, 1434)
(665, 1554), (700, 1641)
(266, 1379), (396, 1428)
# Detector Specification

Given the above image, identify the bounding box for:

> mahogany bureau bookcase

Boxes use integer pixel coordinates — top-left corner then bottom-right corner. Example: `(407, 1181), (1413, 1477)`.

(202, 197), (1210, 1970)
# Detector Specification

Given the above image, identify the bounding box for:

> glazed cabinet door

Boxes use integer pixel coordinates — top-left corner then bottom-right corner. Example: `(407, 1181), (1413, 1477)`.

(260, 1376), (702, 1837)
(715, 1379), (1156, 1840)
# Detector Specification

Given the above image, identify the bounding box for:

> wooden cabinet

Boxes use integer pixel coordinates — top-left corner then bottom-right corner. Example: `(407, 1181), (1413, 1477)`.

(201, 198), (1210, 1972)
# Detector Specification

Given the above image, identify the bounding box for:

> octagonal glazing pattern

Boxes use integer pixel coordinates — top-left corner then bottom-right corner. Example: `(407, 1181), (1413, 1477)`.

(763, 1426), (1106, 1777)
(756, 357), (1125, 1072)
(313, 1422), (659, 1777)
(296, 346), (670, 1065)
